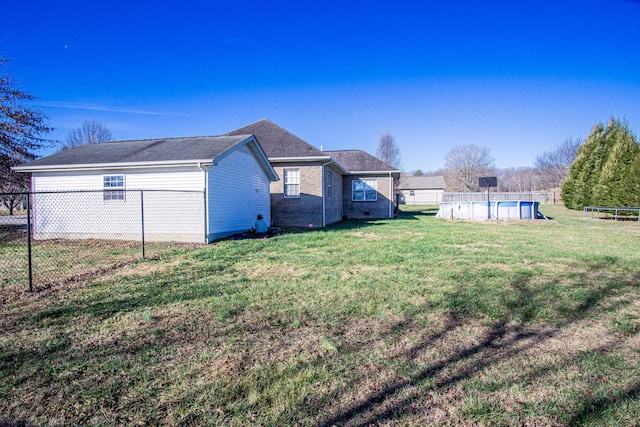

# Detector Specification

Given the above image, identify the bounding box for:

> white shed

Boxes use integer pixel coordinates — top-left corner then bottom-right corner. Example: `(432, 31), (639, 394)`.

(13, 134), (278, 243)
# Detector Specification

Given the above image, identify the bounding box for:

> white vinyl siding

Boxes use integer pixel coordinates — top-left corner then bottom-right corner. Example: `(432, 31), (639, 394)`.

(32, 167), (204, 192)
(31, 167), (206, 242)
(352, 179), (377, 201)
(399, 189), (444, 204)
(284, 169), (300, 198)
(207, 144), (271, 241)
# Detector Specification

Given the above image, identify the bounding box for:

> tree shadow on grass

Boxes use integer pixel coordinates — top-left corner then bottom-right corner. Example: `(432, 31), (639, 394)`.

(2, 246), (639, 425)
(316, 264), (640, 426)
(397, 206), (440, 220)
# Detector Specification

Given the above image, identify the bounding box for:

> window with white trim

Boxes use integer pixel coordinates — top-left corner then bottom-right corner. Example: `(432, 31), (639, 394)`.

(352, 179), (377, 201)
(284, 169), (300, 198)
(103, 175), (125, 200)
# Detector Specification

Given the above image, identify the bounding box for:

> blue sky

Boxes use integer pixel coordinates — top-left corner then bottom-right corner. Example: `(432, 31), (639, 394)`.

(2, 0), (639, 171)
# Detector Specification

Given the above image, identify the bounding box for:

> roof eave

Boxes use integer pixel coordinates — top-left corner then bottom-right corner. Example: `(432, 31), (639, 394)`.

(269, 156), (332, 162)
(12, 159), (216, 173)
(348, 170), (402, 176)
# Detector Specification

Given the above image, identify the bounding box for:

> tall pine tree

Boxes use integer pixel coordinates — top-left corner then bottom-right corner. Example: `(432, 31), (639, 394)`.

(562, 118), (639, 209)
(594, 120), (640, 206)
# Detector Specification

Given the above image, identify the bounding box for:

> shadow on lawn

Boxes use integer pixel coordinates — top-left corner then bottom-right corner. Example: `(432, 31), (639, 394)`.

(315, 264), (640, 426)
(1, 249), (639, 425)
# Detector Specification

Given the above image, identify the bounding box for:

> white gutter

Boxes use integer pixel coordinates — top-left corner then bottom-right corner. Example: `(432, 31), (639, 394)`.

(348, 170), (400, 175)
(13, 159), (215, 173)
(269, 156), (332, 162)
(321, 160), (333, 227)
(389, 171), (393, 218)
(197, 162), (209, 244)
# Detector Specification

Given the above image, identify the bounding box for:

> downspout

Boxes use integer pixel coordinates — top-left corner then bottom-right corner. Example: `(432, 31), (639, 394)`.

(198, 162), (208, 243)
(389, 171), (393, 218)
(321, 160), (332, 227)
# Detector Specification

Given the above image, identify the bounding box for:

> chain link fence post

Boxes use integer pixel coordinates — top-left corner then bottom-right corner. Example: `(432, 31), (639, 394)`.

(26, 192), (33, 292)
(140, 190), (146, 259)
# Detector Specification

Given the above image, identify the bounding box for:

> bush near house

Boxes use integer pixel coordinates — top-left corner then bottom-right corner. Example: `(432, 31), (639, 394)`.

(1, 205), (639, 426)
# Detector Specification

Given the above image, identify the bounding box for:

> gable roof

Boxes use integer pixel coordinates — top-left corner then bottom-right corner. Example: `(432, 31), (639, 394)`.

(324, 150), (400, 174)
(13, 135), (277, 180)
(226, 119), (327, 159)
(396, 175), (446, 190)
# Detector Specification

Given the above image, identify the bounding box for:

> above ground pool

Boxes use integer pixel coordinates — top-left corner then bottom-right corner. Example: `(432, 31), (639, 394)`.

(436, 201), (542, 221)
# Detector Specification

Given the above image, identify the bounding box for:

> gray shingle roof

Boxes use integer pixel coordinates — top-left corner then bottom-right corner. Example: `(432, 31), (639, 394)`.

(16, 135), (252, 168)
(324, 150), (399, 173)
(226, 119), (325, 159)
(396, 176), (446, 190)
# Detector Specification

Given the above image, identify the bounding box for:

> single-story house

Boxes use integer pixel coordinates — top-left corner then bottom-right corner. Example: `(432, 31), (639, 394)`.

(226, 119), (401, 226)
(396, 175), (446, 204)
(13, 134), (277, 243)
(323, 149), (399, 219)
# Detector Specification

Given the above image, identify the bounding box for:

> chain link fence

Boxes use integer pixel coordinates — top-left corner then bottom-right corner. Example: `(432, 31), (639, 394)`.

(1, 189), (205, 292)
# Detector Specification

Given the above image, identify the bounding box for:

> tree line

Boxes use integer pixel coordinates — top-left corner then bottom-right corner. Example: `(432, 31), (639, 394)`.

(408, 118), (639, 209)
(409, 137), (582, 194)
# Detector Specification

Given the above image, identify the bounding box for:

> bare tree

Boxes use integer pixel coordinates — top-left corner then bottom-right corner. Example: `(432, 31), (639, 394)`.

(375, 130), (402, 169)
(61, 120), (113, 151)
(443, 144), (495, 192)
(534, 137), (582, 189)
(496, 167), (541, 192)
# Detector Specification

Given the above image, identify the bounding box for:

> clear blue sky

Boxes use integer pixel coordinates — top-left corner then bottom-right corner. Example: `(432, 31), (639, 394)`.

(2, 0), (639, 171)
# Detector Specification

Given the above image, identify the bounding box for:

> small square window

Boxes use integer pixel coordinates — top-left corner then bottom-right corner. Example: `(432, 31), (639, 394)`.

(103, 175), (125, 200)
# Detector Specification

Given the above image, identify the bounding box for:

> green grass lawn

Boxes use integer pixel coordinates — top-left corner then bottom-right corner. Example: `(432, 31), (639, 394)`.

(1, 205), (639, 426)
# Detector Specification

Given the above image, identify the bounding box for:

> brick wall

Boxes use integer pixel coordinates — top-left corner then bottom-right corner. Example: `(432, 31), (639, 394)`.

(270, 162), (324, 227)
(324, 163), (344, 225)
(342, 175), (394, 219)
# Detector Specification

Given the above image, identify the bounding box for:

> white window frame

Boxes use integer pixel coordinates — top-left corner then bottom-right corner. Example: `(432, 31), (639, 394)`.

(103, 175), (125, 201)
(284, 169), (300, 198)
(352, 179), (377, 201)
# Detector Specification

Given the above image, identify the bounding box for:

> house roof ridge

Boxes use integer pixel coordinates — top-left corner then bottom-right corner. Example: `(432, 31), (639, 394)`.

(225, 119), (325, 159)
(101, 134), (250, 144)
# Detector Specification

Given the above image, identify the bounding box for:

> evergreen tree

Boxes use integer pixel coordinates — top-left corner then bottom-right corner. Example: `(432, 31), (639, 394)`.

(562, 118), (639, 209)
(562, 123), (605, 209)
(595, 121), (640, 206)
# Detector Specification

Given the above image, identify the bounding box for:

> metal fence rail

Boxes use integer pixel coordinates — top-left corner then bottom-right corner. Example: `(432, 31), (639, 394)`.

(443, 192), (555, 204)
(584, 205), (640, 221)
(0, 189), (205, 292)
